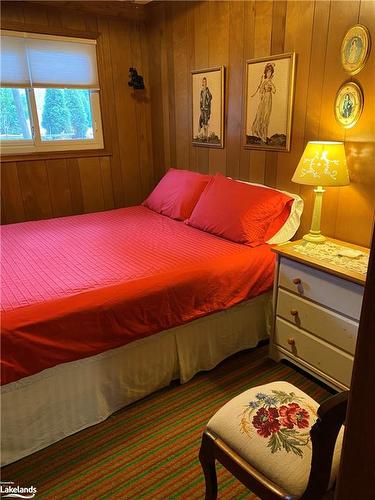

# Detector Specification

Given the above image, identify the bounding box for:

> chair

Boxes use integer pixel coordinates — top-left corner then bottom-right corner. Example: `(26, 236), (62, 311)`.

(199, 381), (348, 500)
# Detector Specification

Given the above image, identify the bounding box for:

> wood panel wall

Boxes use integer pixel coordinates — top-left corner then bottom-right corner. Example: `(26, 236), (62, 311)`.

(1, 1), (154, 224)
(147, 0), (375, 247)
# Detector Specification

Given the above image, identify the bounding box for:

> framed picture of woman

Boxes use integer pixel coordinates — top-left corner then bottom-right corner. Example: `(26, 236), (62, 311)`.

(341, 24), (371, 75)
(192, 66), (225, 148)
(334, 82), (364, 129)
(244, 53), (296, 152)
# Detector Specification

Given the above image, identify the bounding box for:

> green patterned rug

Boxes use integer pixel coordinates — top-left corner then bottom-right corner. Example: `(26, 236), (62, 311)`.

(1, 344), (332, 499)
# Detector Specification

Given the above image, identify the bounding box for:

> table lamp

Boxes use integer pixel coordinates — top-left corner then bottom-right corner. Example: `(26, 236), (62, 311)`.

(292, 141), (349, 243)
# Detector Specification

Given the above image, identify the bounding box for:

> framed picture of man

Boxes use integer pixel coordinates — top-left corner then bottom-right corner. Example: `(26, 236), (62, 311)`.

(192, 66), (224, 148)
(244, 53), (296, 152)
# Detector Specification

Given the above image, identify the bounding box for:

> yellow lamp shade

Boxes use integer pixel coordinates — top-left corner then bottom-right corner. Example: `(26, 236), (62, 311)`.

(292, 141), (349, 187)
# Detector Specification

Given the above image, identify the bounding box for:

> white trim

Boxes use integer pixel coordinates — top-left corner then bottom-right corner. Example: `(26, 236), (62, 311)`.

(27, 87), (40, 144)
(1, 141), (103, 155)
(1, 29), (97, 45)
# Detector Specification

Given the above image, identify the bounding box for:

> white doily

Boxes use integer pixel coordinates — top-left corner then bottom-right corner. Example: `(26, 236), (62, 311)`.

(292, 241), (368, 275)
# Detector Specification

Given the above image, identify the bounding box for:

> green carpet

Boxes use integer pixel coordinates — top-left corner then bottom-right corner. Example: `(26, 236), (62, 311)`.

(1, 344), (333, 499)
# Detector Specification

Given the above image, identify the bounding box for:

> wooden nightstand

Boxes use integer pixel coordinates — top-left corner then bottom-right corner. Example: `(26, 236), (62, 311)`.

(270, 238), (369, 391)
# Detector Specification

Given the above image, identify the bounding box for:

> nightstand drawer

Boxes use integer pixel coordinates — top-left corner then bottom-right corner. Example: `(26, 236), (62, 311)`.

(276, 289), (358, 355)
(275, 317), (353, 387)
(278, 257), (363, 320)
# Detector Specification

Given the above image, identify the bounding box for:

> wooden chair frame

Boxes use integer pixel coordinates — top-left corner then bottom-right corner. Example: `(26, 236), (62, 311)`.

(199, 390), (349, 500)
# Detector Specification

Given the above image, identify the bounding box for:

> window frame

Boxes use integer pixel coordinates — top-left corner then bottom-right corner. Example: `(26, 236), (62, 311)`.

(1, 89), (104, 155)
(0, 28), (104, 156)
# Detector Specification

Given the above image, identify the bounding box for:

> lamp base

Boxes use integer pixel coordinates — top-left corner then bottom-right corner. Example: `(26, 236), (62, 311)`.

(302, 232), (326, 243)
(302, 185), (326, 244)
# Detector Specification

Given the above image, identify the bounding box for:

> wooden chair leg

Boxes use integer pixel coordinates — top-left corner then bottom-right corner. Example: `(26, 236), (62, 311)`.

(199, 432), (218, 500)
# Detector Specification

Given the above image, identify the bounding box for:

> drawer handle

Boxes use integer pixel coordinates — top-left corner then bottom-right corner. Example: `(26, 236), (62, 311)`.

(287, 337), (295, 346)
(293, 278), (301, 285)
(290, 309), (298, 317)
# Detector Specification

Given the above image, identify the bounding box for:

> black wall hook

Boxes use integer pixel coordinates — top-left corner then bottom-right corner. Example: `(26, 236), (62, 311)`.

(128, 67), (144, 90)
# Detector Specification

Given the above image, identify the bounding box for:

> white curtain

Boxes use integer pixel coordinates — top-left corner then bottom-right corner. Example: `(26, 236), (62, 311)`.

(0, 31), (99, 88)
(0, 35), (30, 87)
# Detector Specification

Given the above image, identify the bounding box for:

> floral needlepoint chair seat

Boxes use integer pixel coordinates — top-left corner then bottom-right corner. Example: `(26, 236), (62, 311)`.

(199, 381), (348, 500)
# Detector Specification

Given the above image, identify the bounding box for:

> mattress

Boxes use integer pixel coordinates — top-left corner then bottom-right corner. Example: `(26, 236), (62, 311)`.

(1, 206), (275, 385)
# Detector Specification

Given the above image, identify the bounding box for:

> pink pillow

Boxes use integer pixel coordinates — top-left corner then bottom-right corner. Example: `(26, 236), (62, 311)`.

(186, 174), (293, 246)
(143, 169), (211, 220)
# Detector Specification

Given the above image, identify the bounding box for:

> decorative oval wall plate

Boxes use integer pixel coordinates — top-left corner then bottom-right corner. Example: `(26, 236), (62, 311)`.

(341, 24), (371, 75)
(334, 82), (364, 129)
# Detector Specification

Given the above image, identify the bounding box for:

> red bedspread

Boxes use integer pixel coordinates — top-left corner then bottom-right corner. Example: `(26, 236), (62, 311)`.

(1, 206), (275, 385)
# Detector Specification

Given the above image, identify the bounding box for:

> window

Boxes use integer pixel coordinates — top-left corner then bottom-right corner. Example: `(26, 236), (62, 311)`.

(0, 88), (32, 141)
(0, 31), (103, 154)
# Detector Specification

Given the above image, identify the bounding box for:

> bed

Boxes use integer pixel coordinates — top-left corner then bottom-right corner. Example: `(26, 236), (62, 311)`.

(1, 171), (302, 465)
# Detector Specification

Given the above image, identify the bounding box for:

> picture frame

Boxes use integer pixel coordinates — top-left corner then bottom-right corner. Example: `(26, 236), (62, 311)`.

(191, 66), (225, 148)
(341, 24), (371, 76)
(334, 81), (364, 129)
(244, 53), (296, 152)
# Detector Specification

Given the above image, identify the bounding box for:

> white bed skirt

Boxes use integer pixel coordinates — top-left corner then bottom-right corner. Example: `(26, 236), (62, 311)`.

(1, 292), (272, 466)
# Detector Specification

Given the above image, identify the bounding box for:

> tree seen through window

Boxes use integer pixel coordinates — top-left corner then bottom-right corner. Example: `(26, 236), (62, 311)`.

(0, 88), (93, 142)
(39, 88), (93, 141)
(0, 88), (31, 140)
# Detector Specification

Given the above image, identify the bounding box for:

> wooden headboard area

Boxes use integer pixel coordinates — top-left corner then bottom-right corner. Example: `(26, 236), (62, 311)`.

(1, 1), (374, 248)
(146, 0), (374, 248)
